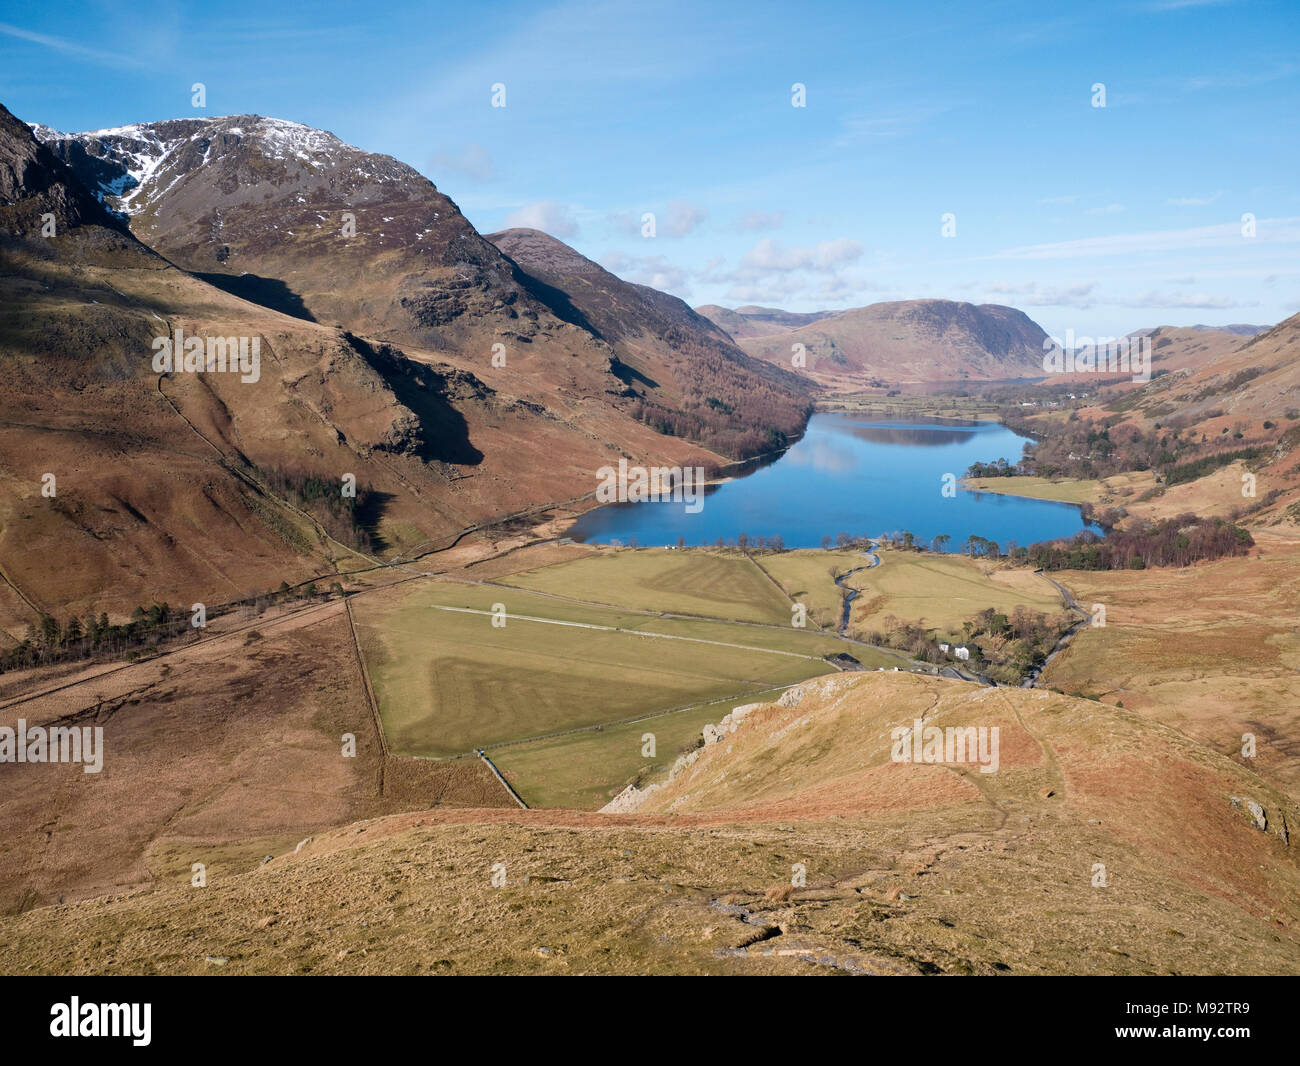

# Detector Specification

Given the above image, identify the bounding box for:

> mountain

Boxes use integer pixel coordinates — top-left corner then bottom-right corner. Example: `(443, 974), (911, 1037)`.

(488, 228), (812, 456)
(35, 116), (809, 462)
(701, 299), (1051, 386)
(695, 304), (838, 339)
(1190, 323), (1271, 336)
(0, 106), (728, 638)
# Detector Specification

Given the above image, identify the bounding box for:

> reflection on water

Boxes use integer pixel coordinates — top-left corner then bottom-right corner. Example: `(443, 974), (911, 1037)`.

(836, 419), (981, 447)
(568, 412), (1097, 550)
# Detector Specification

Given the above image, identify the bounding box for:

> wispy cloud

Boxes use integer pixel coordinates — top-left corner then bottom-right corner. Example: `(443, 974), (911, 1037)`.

(0, 21), (147, 69)
(990, 218), (1300, 260)
(601, 251), (691, 294)
(734, 210), (785, 233)
(985, 281), (1099, 309)
(1119, 290), (1250, 309)
(834, 105), (949, 146)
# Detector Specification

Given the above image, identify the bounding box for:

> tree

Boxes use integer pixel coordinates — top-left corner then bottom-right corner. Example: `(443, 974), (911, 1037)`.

(39, 614), (59, 648)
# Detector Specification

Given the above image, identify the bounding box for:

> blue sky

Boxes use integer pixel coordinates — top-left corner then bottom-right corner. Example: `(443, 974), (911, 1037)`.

(2, 0), (1297, 335)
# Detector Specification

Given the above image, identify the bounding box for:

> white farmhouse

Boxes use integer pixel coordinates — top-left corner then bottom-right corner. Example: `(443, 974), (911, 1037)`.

(954, 645), (971, 661)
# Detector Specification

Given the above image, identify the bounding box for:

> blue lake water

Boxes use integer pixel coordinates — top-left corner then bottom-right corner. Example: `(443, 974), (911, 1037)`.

(567, 412), (1097, 550)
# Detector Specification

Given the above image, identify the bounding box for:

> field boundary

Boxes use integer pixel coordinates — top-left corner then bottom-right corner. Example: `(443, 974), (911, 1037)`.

(476, 751), (529, 809)
(344, 596), (389, 798)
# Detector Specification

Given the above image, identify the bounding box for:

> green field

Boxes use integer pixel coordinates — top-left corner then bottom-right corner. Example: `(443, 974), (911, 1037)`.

(487, 687), (793, 810)
(756, 550), (874, 628)
(844, 550), (1063, 637)
(498, 549), (794, 624)
(963, 475), (1101, 505)
(351, 578), (869, 758)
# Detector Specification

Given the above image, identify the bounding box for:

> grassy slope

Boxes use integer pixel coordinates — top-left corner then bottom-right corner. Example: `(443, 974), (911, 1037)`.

(5, 672), (1296, 976)
(1039, 530), (1300, 795)
(756, 549), (873, 628)
(351, 570), (854, 757)
(498, 549), (794, 624)
(488, 687), (793, 809)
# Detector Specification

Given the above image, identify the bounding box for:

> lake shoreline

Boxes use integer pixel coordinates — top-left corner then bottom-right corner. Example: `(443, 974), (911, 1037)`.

(565, 412), (1098, 551)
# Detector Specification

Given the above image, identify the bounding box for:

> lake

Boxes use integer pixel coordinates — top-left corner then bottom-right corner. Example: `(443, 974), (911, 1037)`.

(567, 412), (1096, 550)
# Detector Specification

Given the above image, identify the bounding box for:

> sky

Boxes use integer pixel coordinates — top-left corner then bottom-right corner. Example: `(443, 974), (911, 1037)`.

(2, 0), (1297, 336)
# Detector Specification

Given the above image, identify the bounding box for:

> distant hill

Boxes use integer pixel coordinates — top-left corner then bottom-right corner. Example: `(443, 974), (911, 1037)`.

(696, 304), (839, 339)
(701, 299), (1051, 385)
(1190, 323), (1271, 336)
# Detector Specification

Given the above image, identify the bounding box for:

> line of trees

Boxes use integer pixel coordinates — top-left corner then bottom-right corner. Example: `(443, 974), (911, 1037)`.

(1014, 515), (1253, 571)
(0, 580), (347, 675)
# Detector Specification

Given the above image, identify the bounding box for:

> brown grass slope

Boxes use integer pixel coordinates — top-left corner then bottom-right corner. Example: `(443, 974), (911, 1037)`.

(0, 592), (512, 916)
(2, 672), (1295, 975)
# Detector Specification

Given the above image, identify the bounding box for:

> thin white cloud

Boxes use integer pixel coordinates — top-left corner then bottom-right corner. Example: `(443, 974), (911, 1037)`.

(0, 21), (147, 68)
(834, 105), (949, 147)
(985, 281), (1099, 309)
(601, 251), (690, 294)
(739, 237), (863, 273)
(661, 200), (706, 238)
(1119, 290), (1251, 309)
(990, 217), (1300, 260)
